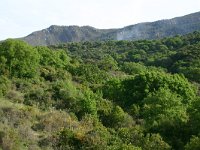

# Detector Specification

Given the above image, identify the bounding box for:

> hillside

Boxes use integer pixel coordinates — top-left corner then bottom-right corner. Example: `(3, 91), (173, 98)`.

(22, 25), (114, 46)
(0, 32), (200, 149)
(21, 11), (200, 45)
(104, 11), (200, 41)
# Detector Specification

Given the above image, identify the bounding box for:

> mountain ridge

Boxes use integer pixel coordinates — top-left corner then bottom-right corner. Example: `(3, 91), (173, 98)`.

(21, 11), (200, 45)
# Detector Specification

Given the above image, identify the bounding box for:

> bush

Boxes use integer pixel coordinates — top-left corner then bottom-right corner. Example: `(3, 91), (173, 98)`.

(185, 136), (200, 150)
(6, 90), (24, 103)
(0, 39), (40, 78)
(0, 76), (11, 97)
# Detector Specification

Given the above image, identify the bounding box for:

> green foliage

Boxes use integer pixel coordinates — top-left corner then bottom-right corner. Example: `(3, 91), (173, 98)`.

(142, 134), (171, 150)
(142, 88), (188, 128)
(120, 71), (197, 106)
(36, 46), (70, 68)
(169, 43), (200, 83)
(121, 62), (147, 75)
(24, 87), (53, 108)
(98, 55), (118, 71)
(55, 121), (140, 150)
(101, 78), (122, 103)
(0, 39), (39, 78)
(187, 97), (200, 135)
(102, 70), (197, 110)
(78, 89), (97, 116)
(55, 128), (81, 150)
(164, 36), (183, 49)
(117, 127), (171, 150)
(40, 66), (72, 82)
(0, 76), (11, 97)
(0, 32), (200, 150)
(114, 144), (141, 150)
(185, 136), (200, 150)
(104, 106), (134, 128)
(72, 64), (109, 84)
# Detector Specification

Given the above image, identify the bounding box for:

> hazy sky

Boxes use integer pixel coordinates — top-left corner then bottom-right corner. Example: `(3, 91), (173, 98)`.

(0, 0), (200, 40)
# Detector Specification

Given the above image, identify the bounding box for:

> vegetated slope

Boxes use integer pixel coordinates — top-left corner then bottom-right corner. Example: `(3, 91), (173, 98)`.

(52, 31), (200, 84)
(21, 11), (200, 45)
(0, 32), (200, 150)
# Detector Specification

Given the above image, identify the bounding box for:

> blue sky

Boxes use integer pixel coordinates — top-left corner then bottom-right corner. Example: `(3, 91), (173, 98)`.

(0, 0), (200, 40)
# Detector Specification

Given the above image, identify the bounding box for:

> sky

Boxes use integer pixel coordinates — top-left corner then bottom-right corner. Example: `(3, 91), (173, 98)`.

(0, 0), (200, 40)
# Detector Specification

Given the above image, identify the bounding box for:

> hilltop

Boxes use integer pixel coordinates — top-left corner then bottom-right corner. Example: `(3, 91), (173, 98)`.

(21, 11), (200, 45)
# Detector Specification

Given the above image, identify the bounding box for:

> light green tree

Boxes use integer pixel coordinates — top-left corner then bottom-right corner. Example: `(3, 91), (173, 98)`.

(0, 39), (39, 78)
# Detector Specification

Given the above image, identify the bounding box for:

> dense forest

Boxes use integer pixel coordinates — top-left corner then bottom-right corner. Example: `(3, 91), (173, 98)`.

(0, 31), (200, 150)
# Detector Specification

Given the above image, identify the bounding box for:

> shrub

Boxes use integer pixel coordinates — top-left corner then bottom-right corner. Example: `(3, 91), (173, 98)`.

(0, 76), (11, 97)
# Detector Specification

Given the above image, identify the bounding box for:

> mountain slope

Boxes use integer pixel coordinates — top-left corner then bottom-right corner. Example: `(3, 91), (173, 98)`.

(22, 25), (114, 46)
(107, 11), (200, 41)
(21, 11), (200, 45)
